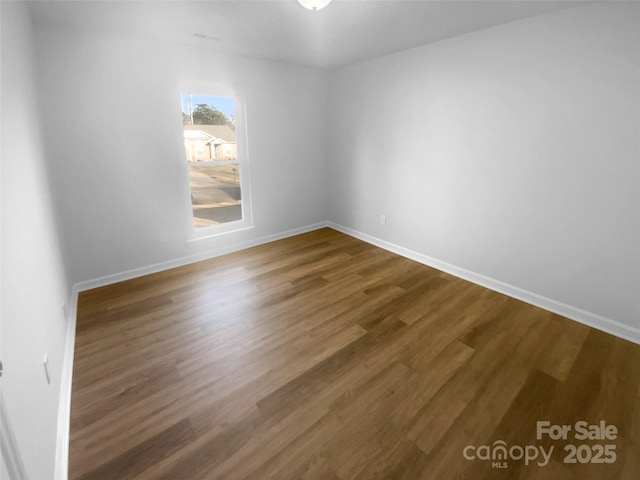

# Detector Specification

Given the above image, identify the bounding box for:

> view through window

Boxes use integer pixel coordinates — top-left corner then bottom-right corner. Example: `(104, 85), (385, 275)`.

(181, 93), (242, 229)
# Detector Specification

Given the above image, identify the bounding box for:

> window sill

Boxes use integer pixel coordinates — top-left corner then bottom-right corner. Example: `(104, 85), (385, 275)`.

(187, 224), (255, 244)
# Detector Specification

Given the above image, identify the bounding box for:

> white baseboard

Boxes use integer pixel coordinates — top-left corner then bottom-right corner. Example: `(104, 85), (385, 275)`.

(327, 222), (640, 345)
(73, 222), (329, 293)
(55, 287), (78, 480)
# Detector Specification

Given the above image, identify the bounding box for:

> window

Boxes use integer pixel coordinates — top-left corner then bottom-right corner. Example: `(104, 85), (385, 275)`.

(195, 141), (205, 158)
(181, 93), (249, 233)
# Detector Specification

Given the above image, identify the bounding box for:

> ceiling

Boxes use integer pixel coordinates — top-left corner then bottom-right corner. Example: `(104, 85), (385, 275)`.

(26, 0), (593, 69)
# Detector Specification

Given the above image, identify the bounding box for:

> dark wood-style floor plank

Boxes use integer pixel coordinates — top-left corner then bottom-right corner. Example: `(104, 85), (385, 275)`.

(69, 227), (640, 479)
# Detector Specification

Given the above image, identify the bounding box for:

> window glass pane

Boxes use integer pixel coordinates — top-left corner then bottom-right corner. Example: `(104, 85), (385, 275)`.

(189, 164), (242, 228)
(181, 93), (241, 228)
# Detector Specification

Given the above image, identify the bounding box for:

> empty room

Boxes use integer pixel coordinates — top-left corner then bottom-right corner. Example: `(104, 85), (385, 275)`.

(1, 0), (639, 479)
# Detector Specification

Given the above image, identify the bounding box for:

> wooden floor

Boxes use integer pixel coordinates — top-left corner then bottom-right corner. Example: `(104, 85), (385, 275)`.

(69, 228), (640, 480)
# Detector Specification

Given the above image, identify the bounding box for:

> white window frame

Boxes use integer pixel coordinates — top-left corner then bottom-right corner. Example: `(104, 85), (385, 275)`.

(179, 87), (253, 241)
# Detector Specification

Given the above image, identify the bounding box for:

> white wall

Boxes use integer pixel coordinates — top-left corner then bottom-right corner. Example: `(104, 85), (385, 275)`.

(1, 1), (72, 478)
(327, 3), (640, 334)
(34, 26), (328, 285)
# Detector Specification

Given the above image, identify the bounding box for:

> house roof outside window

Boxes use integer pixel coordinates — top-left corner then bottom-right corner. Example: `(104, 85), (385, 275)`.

(183, 124), (236, 143)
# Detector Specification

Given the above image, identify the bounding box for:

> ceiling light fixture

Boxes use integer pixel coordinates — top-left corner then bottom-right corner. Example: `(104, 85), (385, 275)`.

(297, 0), (332, 11)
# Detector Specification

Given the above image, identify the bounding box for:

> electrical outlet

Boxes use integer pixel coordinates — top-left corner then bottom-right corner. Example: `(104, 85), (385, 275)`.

(43, 354), (51, 385)
(380, 214), (386, 225)
(160, 231), (169, 243)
